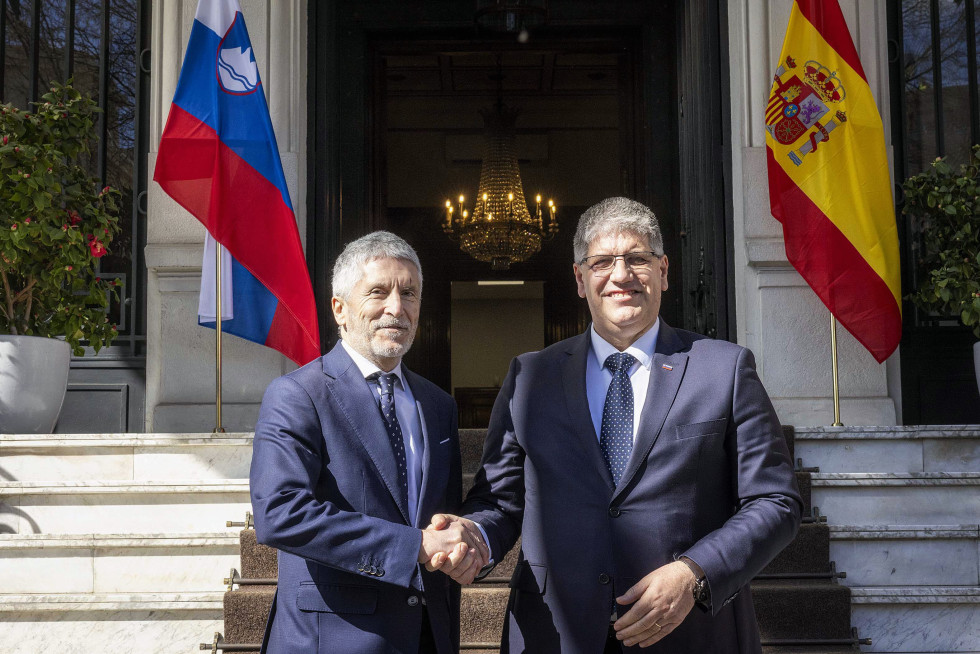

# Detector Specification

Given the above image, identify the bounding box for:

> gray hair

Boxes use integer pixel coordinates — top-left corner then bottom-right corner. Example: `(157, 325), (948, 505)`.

(573, 197), (664, 263)
(331, 231), (423, 300)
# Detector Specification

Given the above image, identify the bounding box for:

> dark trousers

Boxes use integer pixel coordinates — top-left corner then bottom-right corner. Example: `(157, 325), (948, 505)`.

(605, 624), (623, 654)
(419, 606), (438, 654)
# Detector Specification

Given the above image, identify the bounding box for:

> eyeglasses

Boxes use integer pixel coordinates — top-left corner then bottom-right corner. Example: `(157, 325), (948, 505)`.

(579, 251), (661, 273)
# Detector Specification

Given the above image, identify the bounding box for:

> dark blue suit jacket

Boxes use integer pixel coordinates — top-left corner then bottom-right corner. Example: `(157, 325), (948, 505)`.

(463, 322), (803, 654)
(250, 342), (461, 654)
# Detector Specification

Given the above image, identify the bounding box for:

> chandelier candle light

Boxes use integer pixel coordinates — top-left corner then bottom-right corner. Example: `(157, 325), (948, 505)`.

(443, 102), (557, 270)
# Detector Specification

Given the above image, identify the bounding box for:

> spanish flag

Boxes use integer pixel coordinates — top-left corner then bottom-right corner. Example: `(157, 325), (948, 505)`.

(766, 0), (901, 363)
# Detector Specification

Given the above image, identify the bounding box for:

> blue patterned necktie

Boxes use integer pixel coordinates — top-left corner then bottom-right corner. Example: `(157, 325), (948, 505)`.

(369, 372), (409, 508)
(600, 352), (638, 486)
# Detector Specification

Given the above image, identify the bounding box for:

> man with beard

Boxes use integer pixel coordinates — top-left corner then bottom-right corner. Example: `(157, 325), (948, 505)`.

(251, 231), (488, 654)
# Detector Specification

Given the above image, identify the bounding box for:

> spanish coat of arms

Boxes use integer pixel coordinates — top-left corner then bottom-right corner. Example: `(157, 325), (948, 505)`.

(766, 57), (847, 166)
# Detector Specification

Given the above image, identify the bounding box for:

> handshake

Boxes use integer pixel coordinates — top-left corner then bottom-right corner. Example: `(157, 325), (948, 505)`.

(417, 513), (490, 585)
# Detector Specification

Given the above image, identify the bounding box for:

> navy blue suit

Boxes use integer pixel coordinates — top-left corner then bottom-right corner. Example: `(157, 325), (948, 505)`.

(250, 342), (461, 654)
(463, 322), (803, 654)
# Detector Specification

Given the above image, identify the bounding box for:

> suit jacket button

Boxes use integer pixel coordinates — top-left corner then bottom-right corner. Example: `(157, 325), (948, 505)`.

(407, 595), (419, 607)
(599, 573), (610, 585)
(377, 567), (385, 577)
(608, 507), (621, 517)
(369, 565), (377, 575)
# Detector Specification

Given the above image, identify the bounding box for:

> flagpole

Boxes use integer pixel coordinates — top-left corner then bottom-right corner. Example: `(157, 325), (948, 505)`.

(214, 241), (225, 434)
(830, 313), (843, 427)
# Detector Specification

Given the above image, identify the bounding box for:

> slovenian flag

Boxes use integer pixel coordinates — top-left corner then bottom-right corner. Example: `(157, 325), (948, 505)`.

(154, 0), (320, 365)
(766, 0), (901, 363)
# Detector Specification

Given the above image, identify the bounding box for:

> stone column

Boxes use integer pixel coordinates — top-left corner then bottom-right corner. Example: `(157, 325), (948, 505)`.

(727, 0), (900, 426)
(145, 0), (308, 432)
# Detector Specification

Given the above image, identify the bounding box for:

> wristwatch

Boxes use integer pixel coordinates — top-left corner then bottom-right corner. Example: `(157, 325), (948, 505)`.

(679, 556), (711, 612)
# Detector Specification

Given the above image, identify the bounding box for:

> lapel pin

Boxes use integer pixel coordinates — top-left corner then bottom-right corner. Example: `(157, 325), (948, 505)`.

(661, 364), (673, 371)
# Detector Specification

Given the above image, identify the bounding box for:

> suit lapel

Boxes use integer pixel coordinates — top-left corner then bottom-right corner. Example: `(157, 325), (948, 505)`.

(322, 344), (411, 525)
(560, 332), (616, 492)
(405, 369), (449, 529)
(615, 322), (688, 499)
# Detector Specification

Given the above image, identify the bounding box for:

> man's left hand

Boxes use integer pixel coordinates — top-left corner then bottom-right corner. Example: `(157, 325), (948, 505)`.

(613, 561), (696, 648)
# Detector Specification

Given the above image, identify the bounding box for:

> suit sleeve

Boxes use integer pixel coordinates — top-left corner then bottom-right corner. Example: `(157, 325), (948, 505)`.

(681, 347), (803, 614)
(460, 357), (526, 564)
(249, 375), (424, 589)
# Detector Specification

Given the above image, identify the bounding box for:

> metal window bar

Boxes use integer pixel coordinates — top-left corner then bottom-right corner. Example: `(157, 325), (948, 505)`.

(63, 0), (74, 79)
(97, 0), (109, 186)
(28, 0), (40, 103)
(0, 0), (7, 98)
(967, 0), (979, 146)
(929, 0), (945, 156)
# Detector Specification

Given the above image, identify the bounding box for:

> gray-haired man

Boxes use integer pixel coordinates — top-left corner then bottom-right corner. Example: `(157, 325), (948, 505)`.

(251, 231), (487, 654)
(431, 198), (801, 653)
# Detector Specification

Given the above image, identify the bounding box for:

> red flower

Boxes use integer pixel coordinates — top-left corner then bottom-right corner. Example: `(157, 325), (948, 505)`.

(62, 224), (68, 231)
(89, 239), (107, 258)
(65, 265), (73, 271)
(2, 136), (7, 145)
(68, 210), (82, 226)
(10, 224), (17, 231)
(24, 218), (31, 224)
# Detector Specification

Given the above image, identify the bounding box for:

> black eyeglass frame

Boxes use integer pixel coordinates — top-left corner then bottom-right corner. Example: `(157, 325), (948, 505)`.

(578, 250), (663, 272)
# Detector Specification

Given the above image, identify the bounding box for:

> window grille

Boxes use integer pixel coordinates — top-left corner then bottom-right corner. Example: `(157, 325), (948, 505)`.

(1, 0), (149, 356)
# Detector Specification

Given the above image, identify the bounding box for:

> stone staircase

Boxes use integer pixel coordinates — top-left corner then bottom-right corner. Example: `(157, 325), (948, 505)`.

(0, 433), (252, 654)
(209, 427), (864, 653)
(795, 426), (980, 654)
(2, 426), (977, 653)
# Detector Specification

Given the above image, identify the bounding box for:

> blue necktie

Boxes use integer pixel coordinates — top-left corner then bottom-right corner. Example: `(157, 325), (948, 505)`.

(370, 372), (409, 508)
(600, 352), (637, 487)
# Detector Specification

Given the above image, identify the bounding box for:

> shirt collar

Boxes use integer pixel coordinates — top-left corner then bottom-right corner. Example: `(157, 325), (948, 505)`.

(341, 339), (405, 386)
(589, 319), (660, 371)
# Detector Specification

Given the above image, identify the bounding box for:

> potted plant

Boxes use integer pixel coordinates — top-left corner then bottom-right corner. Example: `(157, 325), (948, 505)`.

(902, 144), (980, 396)
(0, 81), (121, 433)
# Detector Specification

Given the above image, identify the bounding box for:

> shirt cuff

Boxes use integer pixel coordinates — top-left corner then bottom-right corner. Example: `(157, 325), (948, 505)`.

(474, 522), (495, 565)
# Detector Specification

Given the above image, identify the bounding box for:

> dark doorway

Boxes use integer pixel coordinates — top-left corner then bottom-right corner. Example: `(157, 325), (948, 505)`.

(307, 1), (733, 393)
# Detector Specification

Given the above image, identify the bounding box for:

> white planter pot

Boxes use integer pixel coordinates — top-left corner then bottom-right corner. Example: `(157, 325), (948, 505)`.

(0, 335), (71, 434)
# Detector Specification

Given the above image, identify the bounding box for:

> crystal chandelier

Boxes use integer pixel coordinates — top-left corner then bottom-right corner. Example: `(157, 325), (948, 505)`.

(443, 101), (557, 270)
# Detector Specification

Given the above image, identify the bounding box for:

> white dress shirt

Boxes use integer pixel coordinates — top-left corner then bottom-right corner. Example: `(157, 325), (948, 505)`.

(342, 340), (425, 527)
(585, 320), (661, 442)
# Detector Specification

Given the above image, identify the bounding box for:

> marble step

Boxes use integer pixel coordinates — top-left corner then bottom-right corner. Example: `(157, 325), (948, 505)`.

(0, 532), (238, 594)
(0, 479), (251, 535)
(810, 473), (980, 526)
(849, 586), (980, 653)
(794, 426), (980, 474)
(218, 579), (855, 645)
(0, 432), (254, 481)
(0, 591), (223, 654)
(829, 525), (980, 588)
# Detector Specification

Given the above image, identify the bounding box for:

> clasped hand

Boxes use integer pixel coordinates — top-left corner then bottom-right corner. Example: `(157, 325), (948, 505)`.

(416, 513), (489, 585)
